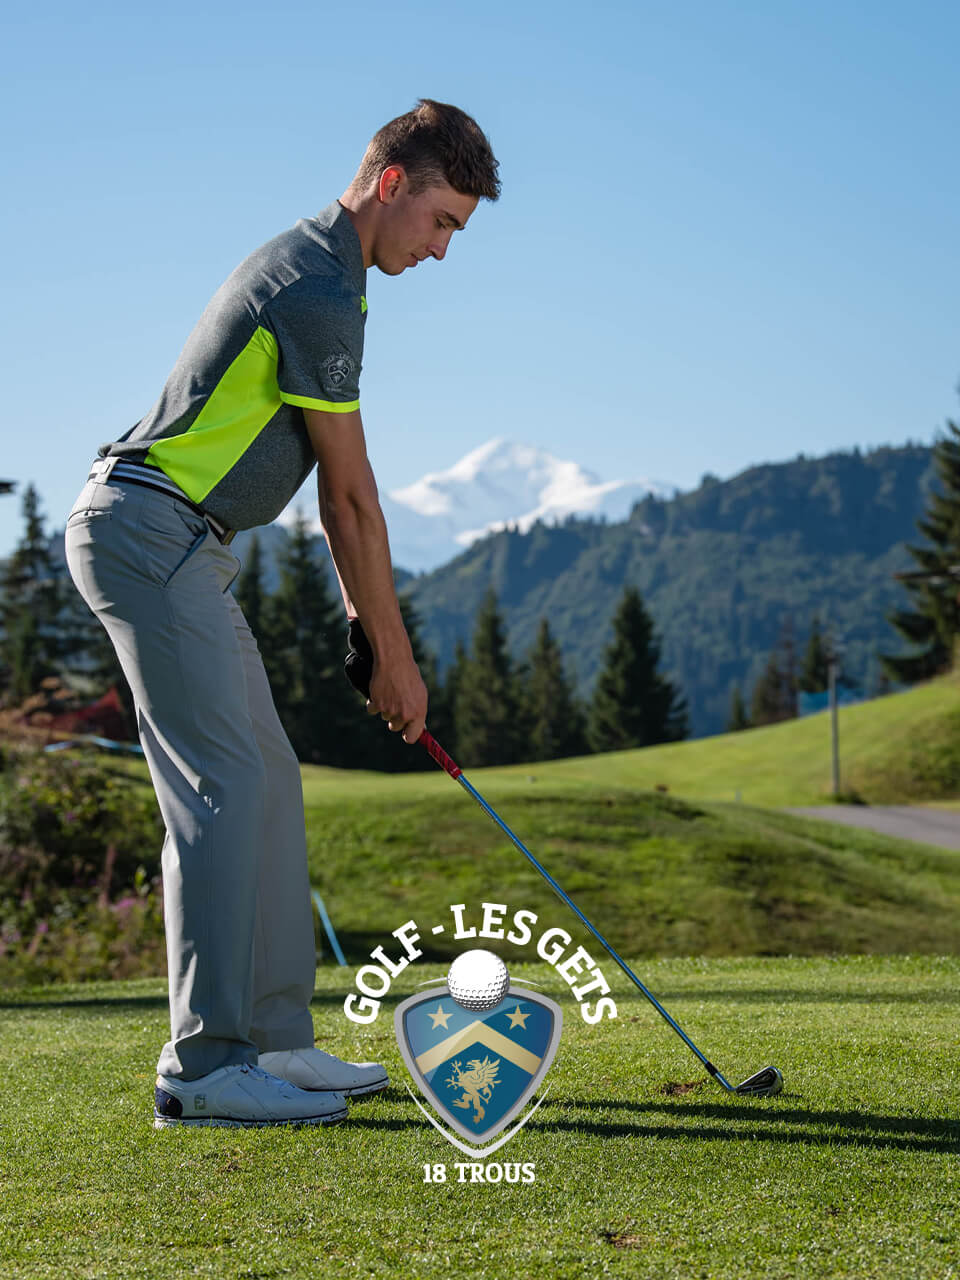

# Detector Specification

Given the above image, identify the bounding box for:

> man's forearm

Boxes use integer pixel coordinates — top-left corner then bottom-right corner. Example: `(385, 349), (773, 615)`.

(318, 479), (411, 663)
(323, 528), (358, 619)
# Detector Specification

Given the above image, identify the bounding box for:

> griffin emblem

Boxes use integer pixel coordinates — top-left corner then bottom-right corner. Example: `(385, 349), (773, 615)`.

(445, 1056), (502, 1123)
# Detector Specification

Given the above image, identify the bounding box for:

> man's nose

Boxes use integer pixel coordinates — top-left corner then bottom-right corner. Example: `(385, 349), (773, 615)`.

(427, 230), (453, 261)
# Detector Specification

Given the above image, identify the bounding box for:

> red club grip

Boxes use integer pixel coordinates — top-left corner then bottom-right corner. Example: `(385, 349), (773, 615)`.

(419, 729), (462, 779)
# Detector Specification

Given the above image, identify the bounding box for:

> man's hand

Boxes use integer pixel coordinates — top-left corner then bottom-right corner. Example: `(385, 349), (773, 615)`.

(367, 652), (428, 744)
(345, 619), (426, 744)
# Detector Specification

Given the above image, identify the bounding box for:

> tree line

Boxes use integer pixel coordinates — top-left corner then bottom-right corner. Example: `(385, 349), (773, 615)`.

(4, 412), (960, 765)
(726, 416), (960, 730)
(725, 614), (850, 731)
(233, 514), (688, 769)
(0, 495), (688, 770)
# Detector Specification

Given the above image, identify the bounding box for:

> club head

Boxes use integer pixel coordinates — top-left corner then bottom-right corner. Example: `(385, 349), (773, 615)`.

(734, 1066), (783, 1097)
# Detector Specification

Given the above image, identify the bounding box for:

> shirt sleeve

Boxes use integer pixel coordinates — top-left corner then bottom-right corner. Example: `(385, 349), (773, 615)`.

(263, 275), (365, 413)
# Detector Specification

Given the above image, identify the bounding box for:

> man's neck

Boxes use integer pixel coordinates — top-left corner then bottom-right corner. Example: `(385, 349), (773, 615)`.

(339, 190), (376, 269)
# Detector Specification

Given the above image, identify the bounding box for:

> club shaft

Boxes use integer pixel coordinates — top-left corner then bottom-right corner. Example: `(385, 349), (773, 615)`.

(419, 727), (735, 1092)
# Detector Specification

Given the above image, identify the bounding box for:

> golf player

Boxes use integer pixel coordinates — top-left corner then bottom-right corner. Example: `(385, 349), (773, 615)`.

(64, 100), (500, 1128)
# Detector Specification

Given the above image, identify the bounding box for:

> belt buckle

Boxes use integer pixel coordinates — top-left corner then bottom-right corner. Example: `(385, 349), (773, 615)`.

(205, 514), (235, 545)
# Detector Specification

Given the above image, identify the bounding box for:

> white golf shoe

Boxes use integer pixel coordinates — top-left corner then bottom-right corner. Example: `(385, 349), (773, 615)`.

(258, 1047), (389, 1099)
(153, 1062), (348, 1128)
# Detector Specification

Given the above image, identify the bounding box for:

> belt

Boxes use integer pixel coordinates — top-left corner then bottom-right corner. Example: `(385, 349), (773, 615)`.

(87, 458), (235, 545)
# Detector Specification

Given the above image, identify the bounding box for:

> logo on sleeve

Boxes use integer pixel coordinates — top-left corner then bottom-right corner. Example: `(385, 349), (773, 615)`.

(324, 352), (355, 387)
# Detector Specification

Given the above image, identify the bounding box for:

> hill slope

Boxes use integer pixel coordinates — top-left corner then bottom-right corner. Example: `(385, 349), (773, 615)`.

(303, 776), (960, 962)
(300, 675), (960, 960)
(483, 670), (960, 808)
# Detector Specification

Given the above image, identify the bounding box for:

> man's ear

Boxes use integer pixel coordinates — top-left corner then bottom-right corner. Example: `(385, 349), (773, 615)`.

(377, 166), (406, 204)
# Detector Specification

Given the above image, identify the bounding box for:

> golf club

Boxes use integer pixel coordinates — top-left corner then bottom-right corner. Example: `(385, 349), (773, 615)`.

(417, 728), (783, 1099)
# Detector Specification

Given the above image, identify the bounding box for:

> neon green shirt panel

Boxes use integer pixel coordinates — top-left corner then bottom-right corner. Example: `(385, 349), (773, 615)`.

(144, 326), (283, 504)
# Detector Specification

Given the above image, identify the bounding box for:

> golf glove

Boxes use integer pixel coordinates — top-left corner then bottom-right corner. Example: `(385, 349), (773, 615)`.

(344, 618), (373, 698)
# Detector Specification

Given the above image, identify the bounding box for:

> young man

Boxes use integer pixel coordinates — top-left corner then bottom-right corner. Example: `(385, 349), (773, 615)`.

(65, 100), (500, 1128)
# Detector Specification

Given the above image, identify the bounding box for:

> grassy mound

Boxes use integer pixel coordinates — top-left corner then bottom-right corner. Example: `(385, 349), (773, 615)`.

(304, 783), (960, 961)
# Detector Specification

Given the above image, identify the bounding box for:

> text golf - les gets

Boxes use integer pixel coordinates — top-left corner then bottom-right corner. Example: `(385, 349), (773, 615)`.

(342, 901), (618, 1025)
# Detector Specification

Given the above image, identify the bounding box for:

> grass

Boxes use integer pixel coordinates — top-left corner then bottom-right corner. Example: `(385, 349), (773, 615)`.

(5, 679), (960, 1273)
(291, 674), (960, 965)
(14, 676), (959, 973)
(297, 671), (960, 810)
(302, 786), (960, 961)
(1, 956), (958, 1279)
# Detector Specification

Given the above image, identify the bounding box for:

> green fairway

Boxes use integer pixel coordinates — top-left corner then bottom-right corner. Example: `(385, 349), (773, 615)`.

(295, 671), (960, 810)
(1, 956), (957, 1279)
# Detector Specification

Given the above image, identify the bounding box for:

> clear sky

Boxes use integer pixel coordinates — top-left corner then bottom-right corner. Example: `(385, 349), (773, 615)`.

(2, 0), (958, 556)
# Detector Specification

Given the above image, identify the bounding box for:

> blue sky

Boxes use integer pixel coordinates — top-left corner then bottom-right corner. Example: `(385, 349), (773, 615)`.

(2, 0), (958, 556)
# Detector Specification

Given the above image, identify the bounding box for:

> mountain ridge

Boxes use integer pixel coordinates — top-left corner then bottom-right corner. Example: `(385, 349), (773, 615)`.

(277, 436), (672, 571)
(400, 442), (936, 735)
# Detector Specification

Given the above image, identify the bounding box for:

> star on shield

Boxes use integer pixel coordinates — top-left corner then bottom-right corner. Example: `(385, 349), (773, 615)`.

(394, 986), (562, 1155)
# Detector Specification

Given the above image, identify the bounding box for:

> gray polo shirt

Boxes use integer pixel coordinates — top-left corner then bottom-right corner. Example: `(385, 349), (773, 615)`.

(102, 201), (367, 530)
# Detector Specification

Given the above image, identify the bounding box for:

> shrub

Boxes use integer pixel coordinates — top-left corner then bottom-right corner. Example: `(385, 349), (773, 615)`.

(0, 749), (167, 987)
(0, 750), (163, 911)
(0, 874), (166, 986)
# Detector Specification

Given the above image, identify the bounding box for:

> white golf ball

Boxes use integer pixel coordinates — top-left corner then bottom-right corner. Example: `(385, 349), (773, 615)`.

(446, 949), (510, 1011)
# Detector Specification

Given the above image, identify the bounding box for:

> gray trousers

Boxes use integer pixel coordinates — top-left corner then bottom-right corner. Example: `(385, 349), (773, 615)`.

(65, 470), (316, 1079)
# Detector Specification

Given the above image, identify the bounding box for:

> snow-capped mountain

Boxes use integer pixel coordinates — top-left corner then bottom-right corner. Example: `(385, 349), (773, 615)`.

(278, 438), (673, 572)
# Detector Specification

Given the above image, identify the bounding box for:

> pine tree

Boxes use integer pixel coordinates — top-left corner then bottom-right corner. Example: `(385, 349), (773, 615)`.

(429, 638), (468, 761)
(727, 683), (749, 732)
(0, 485), (84, 703)
(234, 534), (267, 643)
(749, 652), (785, 726)
(588, 586), (687, 752)
(883, 419), (960, 683)
(264, 512), (354, 765)
(749, 618), (798, 726)
(518, 618), (587, 761)
(798, 614), (830, 693)
(454, 590), (521, 767)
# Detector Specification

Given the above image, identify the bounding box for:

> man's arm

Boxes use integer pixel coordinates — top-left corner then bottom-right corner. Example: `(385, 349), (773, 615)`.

(303, 407), (427, 744)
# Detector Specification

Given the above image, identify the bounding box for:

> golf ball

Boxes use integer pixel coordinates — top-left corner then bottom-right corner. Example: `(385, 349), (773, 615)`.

(446, 949), (510, 1011)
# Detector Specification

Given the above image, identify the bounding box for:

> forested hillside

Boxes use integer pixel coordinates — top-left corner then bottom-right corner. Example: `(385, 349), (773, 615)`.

(28, 441), (945, 744)
(402, 444), (936, 736)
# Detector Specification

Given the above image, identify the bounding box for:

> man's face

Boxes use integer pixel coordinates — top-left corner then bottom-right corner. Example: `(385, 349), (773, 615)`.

(372, 171), (479, 276)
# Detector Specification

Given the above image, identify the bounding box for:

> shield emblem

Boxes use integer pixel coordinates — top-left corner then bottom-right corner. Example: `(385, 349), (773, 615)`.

(395, 984), (562, 1153)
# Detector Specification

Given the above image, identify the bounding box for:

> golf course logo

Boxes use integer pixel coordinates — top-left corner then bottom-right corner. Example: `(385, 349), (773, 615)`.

(324, 351), (354, 386)
(395, 949), (563, 1157)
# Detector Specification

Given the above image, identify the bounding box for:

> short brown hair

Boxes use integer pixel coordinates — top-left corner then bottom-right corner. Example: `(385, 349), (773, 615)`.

(354, 99), (500, 201)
